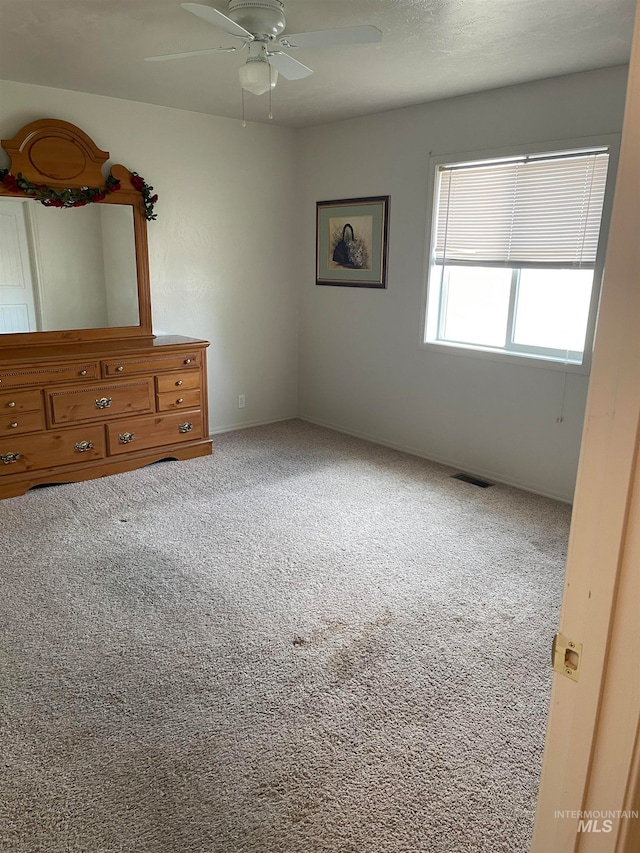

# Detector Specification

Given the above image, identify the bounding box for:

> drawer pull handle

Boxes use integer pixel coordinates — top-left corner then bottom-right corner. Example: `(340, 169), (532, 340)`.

(0, 451), (20, 465)
(184, 358), (192, 365)
(119, 432), (135, 444)
(75, 440), (94, 453)
(176, 397), (184, 404)
(8, 401), (16, 408)
(179, 422), (193, 434)
(80, 370), (88, 377)
(176, 380), (183, 386)
(10, 422), (18, 429)
(116, 366), (124, 372)
(95, 397), (112, 409)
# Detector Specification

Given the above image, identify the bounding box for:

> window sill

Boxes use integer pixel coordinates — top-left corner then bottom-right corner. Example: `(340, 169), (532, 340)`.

(420, 339), (591, 374)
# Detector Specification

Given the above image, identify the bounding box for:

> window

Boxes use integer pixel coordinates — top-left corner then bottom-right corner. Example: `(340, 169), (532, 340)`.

(424, 145), (612, 366)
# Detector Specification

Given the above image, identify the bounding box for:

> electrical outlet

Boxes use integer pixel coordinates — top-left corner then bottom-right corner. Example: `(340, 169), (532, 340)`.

(238, 394), (246, 409)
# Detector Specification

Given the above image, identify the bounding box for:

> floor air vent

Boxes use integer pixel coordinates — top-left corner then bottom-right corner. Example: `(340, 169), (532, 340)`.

(451, 473), (494, 488)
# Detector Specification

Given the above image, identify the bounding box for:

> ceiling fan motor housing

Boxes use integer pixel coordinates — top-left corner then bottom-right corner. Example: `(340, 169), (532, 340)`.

(227, 0), (286, 39)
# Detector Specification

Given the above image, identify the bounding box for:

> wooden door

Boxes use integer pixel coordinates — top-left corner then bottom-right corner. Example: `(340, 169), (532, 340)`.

(532, 1), (640, 849)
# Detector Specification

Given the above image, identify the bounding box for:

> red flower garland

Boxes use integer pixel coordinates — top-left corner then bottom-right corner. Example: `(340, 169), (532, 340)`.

(0, 169), (158, 220)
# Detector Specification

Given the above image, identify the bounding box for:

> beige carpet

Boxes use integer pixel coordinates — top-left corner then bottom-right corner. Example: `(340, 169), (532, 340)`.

(0, 419), (569, 853)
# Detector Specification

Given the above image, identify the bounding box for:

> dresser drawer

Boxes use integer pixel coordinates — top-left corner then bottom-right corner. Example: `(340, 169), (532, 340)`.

(0, 362), (99, 389)
(156, 389), (201, 412)
(106, 411), (204, 456)
(155, 371), (201, 394)
(0, 425), (105, 476)
(48, 379), (154, 425)
(102, 352), (201, 378)
(1, 409), (46, 437)
(0, 388), (43, 413)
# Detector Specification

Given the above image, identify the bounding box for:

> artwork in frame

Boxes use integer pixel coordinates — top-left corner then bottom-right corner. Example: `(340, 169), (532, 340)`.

(316, 196), (389, 288)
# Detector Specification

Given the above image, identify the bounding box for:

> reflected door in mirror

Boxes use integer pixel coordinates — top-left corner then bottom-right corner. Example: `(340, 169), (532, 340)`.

(0, 199), (38, 333)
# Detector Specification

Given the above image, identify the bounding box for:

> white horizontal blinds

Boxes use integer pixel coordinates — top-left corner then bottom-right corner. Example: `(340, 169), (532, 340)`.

(434, 150), (610, 268)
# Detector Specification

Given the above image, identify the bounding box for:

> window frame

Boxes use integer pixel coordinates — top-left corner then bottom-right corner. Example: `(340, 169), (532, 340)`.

(421, 135), (621, 373)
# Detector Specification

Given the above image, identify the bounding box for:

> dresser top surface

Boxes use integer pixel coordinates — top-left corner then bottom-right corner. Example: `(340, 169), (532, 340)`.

(0, 335), (209, 366)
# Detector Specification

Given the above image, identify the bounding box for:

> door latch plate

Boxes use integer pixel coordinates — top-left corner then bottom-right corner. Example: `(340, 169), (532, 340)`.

(552, 632), (582, 681)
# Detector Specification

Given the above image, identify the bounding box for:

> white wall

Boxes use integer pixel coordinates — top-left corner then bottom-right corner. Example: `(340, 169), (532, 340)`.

(0, 80), (299, 432)
(297, 66), (629, 501)
(100, 204), (139, 328)
(29, 203), (109, 331)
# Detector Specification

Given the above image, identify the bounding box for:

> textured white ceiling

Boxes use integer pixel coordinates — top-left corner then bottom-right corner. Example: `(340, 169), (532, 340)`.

(0, 0), (634, 127)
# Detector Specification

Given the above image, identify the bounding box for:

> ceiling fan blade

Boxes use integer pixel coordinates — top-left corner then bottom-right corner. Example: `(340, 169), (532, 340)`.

(278, 25), (383, 50)
(181, 3), (254, 40)
(267, 51), (313, 81)
(145, 46), (237, 61)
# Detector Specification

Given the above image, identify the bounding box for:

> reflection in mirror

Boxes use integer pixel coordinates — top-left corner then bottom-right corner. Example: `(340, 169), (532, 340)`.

(0, 198), (139, 334)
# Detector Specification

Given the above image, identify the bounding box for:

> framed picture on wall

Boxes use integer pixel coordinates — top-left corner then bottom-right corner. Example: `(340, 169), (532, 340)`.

(316, 196), (389, 288)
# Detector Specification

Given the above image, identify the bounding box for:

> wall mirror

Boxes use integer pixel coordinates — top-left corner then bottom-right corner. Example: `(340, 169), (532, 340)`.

(0, 118), (153, 347)
(0, 198), (139, 334)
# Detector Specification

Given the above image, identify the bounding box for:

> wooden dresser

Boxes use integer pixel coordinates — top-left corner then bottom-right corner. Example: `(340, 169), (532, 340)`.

(0, 118), (213, 499)
(0, 336), (211, 499)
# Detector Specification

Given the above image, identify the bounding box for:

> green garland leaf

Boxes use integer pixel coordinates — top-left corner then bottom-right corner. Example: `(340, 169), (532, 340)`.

(0, 168), (158, 220)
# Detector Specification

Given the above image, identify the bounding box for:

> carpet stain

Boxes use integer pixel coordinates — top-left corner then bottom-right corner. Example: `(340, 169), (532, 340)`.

(291, 612), (393, 686)
(292, 612), (393, 658)
(329, 611), (393, 685)
(255, 766), (329, 830)
(292, 617), (349, 648)
(329, 632), (384, 685)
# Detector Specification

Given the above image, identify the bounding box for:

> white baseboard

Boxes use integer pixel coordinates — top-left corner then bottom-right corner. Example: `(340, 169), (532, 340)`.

(299, 415), (573, 504)
(209, 415), (296, 436)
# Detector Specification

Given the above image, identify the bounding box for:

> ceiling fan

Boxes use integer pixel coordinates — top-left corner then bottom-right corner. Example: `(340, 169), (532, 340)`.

(145, 1), (383, 97)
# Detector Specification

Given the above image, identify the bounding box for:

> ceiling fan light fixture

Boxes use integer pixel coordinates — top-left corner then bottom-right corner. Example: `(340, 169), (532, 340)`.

(238, 57), (278, 96)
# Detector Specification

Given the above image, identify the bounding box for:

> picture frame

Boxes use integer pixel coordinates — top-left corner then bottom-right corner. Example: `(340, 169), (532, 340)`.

(316, 195), (389, 288)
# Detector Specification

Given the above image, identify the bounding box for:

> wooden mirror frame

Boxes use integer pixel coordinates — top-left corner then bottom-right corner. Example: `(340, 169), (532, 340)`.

(0, 118), (153, 348)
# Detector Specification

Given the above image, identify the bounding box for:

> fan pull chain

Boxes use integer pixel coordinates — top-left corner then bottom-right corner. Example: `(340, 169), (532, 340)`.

(268, 65), (273, 120)
(241, 88), (246, 128)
